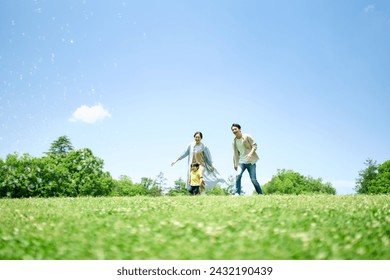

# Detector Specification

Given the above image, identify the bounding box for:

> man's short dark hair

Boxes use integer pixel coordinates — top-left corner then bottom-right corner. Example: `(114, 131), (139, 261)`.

(231, 123), (241, 129)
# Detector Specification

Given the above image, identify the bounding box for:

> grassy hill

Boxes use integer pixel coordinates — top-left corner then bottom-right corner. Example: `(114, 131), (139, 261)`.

(1, 195), (389, 259)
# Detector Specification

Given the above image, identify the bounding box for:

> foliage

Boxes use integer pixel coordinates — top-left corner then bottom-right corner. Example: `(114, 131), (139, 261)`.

(149, 172), (165, 196)
(0, 137), (113, 198)
(166, 178), (189, 196)
(147, 185), (163, 196)
(112, 175), (133, 196)
(0, 153), (44, 198)
(47, 135), (74, 156)
(355, 159), (390, 194)
(4, 136), (388, 198)
(112, 175), (149, 196)
(206, 184), (228, 195)
(355, 159), (379, 194)
(166, 179), (231, 196)
(165, 178), (231, 196)
(139, 175), (163, 196)
(112, 173), (165, 197)
(43, 148), (113, 197)
(0, 195), (389, 260)
(376, 160), (390, 194)
(204, 175), (237, 196)
(224, 175), (237, 195)
(263, 169), (336, 195)
(140, 177), (154, 188)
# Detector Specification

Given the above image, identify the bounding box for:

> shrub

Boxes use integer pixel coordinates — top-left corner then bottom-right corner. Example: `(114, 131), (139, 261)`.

(112, 175), (149, 196)
(263, 169), (336, 195)
(206, 184), (229, 196)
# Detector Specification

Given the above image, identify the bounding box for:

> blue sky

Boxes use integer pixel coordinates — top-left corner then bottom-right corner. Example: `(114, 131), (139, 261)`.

(1, 0), (389, 195)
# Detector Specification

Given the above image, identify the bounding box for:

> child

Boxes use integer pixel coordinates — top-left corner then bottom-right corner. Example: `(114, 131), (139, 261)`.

(189, 162), (202, 195)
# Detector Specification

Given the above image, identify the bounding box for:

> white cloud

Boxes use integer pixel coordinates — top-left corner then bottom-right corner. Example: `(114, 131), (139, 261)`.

(69, 104), (111, 124)
(364, 5), (375, 14)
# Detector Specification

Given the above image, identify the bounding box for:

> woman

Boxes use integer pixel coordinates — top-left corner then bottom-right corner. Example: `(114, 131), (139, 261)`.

(171, 131), (226, 193)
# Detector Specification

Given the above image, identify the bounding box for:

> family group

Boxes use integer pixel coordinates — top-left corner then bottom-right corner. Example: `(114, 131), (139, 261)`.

(171, 123), (263, 196)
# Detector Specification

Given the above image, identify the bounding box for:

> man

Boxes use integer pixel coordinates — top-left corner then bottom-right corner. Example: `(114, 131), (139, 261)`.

(231, 123), (263, 195)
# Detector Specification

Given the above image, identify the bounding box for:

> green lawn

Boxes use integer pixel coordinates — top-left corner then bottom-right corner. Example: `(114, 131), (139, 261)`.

(0, 195), (389, 259)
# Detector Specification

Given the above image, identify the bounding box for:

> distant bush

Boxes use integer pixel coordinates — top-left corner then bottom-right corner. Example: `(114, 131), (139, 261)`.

(165, 178), (190, 196)
(111, 175), (149, 196)
(111, 175), (165, 197)
(263, 169), (336, 195)
(206, 184), (229, 196)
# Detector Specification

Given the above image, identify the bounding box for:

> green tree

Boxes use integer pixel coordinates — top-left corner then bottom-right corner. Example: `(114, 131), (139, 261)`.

(376, 160), (390, 194)
(112, 175), (149, 196)
(150, 172), (165, 196)
(0, 153), (34, 198)
(111, 175), (134, 196)
(65, 148), (113, 196)
(166, 178), (189, 196)
(263, 169), (336, 195)
(0, 137), (114, 198)
(355, 159), (379, 194)
(224, 175), (237, 195)
(355, 159), (390, 194)
(39, 148), (113, 197)
(139, 175), (163, 196)
(141, 177), (154, 188)
(47, 135), (74, 156)
(206, 184), (228, 195)
(112, 175), (164, 197)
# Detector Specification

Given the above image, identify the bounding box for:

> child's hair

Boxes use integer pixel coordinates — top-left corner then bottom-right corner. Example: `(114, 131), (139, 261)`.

(191, 162), (200, 168)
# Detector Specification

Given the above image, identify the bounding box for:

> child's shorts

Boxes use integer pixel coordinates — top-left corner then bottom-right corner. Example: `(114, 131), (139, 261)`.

(189, 185), (200, 195)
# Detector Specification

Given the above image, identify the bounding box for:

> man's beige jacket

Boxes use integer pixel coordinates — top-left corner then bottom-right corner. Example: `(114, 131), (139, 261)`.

(232, 134), (259, 169)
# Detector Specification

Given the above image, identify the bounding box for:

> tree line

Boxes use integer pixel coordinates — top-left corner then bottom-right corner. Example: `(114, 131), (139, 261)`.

(1, 136), (387, 198)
